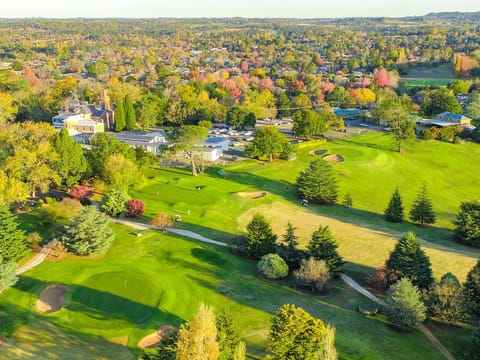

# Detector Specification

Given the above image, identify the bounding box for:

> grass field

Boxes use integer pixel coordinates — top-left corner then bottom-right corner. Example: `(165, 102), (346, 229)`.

(0, 224), (455, 359)
(399, 64), (455, 88)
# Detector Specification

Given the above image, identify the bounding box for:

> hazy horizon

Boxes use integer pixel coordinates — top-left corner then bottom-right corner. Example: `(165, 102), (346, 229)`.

(1, 1), (479, 19)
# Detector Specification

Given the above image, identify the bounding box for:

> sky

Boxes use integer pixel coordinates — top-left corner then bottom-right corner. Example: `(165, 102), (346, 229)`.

(1, 0), (479, 19)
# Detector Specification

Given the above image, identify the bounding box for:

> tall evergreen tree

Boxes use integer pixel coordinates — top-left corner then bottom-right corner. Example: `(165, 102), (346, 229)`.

(125, 94), (136, 130)
(296, 159), (338, 204)
(245, 214), (277, 259)
(277, 222), (305, 269)
(386, 232), (433, 289)
(409, 184), (436, 225)
(385, 278), (427, 330)
(384, 187), (404, 223)
(453, 200), (480, 248)
(0, 204), (27, 263)
(465, 327), (480, 360)
(0, 257), (18, 293)
(176, 304), (219, 360)
(115, 101), (126, 132)
(61, 206), (115, 256)
(216, 311), (242, 360)
(53, 128), (88, 188)
(464, 259), (480, 319)
(307, 225), (343, 277)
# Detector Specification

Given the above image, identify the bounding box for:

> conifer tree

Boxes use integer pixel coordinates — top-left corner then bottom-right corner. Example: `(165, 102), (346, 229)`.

(61, 206), (115, 256)
(115, 101), (126, 132)
(53, 128), (88, 188)
(0, 204), (27, 263)
(386, 232), (433, 289)
(384, 187), (404, 223)
(465, 327), (480, 360)
(453, 200), (480, 248)
(296, 159), (338, 204)
(0, 257), (18, 293)
(125, 94), (136, 130)
(307, 225), (343, 277)
(409, 184), (436, 225)
(464, 259), (480, 318)
(245, 214), (277, 259)
(276, 221), (305, 269)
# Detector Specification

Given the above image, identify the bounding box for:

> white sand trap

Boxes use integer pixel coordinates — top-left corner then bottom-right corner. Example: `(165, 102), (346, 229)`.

(324, 154), (345, 162)
(238, 191), (268, 199)
(36, 285), (69, 313)
(138, 325), (176, 348)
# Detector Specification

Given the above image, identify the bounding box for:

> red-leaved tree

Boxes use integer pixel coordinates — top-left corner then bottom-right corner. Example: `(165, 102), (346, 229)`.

(68, 185), (93, 200)
(127, 199), (145, 218)
(373, 68), (390, 87)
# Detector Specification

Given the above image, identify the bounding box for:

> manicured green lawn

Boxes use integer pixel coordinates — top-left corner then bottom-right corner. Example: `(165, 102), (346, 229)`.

(0, 224), (451, 359)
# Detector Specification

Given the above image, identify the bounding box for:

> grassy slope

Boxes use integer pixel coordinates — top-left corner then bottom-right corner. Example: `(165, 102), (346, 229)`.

(0, 224), (447, 360)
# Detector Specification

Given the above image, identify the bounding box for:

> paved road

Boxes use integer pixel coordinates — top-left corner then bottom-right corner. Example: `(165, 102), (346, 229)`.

(15, 241), (53, 275)
(114, 217), (455, 360)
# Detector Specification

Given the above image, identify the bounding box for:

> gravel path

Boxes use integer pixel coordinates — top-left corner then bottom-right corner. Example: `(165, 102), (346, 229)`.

(16, 241), (53, 275)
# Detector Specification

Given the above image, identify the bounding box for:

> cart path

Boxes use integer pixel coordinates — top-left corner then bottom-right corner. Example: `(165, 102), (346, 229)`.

(15, 241), (54, 275)
(114, 217), (456, 360)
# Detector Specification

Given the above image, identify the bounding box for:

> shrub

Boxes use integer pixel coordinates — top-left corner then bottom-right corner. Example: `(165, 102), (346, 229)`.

(419, 128), (434, 140)
(26, 232), (43, 250)
(126, 199), (145, 217)
(367, 266), (398, 294)
(101, 190), (130, 217)
(39, 198), (83, 226)
(294, 257), (330, 294)
(68, 185), (93, 200)
(257, 253), (288, 280)
(149, 213), (174, 229)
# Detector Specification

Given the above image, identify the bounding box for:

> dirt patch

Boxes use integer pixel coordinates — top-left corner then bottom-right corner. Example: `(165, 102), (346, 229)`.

(324, 154), (345, 162)
(138, 325), (176, 348)
(36, 285), (69, 313)
(309, 149), (327, 156)
(238, 191), (267, 199)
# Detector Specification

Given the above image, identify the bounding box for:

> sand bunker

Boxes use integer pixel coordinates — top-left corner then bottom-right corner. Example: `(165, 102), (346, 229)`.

(238, 191), (267, 199)
(36, 285), (69, 313)
(309, 149), (327, 156)
(138, 325), (176, 348)
(323, 154), (344, 162)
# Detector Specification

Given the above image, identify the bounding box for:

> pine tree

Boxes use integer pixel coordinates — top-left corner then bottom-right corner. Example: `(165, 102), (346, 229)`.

(245, 214), (277, 259)
(409, 184), (436, 225)
(385, 278), (426, 330)
(465, 327), (480, 360)
(125, 94), (136, 130)
(53, 128), (88, 188)
(464, 259), (480, 319)
(61, 206), (115, 256)
(115, 101), (126, 132)
(307, 226), (343, 277)
(296, 159), (338, 204)
(453, 200), (480, 248)
(217, 311), (242, 360)
(0, 257), (18, 293)
(386, 232), (433, 289)
(276, 222), (305, 269)
(0, 204), (27, 263)
(384, 187), (404, 223)
(176, 304), (219, 360)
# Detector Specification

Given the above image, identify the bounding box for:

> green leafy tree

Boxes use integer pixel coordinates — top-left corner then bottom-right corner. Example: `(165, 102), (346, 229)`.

(115, 101), (126, 132)
(53, 128), (87, 188)
(136, 94), (167, 130)
(168, 125), (209, 176)
(176, 303), (219, 360)
(103, 153), (144, 191)
(125, 94), (136, 130)
(0, 257), (18, 293)
(257, 253), (289, 279)
(465, 327), (480, 360)
(87, 133), (135, 177)
(384, 187), (404, 223)
(307, 226), (343, 277)
(61, 206), (115, 256)
(376, 96), (415, 152)
(421, 88), (462, 116)
(101, 189), (130, 217)
(226, 106), (249, 128)
(276, 92), (292, 117)
(464, 259), (480, 318)
(425, 273), (465, 324)
(386, 232), (433, 289)
(0, 204), (27, 262)
(292, 110), (334, 138)
(453, 200), (480, 248)
(245, 126), (292, 162)
(467, 92), (480, 120)
(385, 278), (427, 330)
(296, 159), (338, 204)
(268, 303), (337, 360)
(409, 184), (436, 225)
(245, 213), (277, 259)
